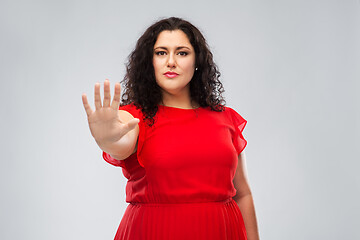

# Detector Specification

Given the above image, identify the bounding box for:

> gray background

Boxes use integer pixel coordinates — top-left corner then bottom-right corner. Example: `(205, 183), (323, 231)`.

(1, 0), (359, 239)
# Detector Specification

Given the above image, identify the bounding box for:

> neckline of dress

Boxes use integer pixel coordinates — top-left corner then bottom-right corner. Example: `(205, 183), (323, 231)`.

(158, 104), (201, 111)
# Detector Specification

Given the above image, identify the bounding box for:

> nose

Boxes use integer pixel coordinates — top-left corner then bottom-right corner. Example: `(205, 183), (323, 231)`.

(167, 53), (176, 69)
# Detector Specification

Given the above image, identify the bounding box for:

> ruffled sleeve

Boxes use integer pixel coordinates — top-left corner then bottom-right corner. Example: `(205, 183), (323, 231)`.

(102, 103), (146, 168)
(227, 107), (248, 155)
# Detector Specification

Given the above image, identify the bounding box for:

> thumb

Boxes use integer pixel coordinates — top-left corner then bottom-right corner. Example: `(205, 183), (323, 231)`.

(125, 118), (140, 131)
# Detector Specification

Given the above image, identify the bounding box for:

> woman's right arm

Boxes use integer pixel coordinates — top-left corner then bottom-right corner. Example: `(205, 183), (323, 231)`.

(81, 79), (140, 160)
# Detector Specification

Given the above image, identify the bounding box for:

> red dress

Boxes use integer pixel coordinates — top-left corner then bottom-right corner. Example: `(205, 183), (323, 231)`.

(103, 103), (248, 240)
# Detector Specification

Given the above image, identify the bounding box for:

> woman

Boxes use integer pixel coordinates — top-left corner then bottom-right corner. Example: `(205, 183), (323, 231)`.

(82, 17), (260, 240)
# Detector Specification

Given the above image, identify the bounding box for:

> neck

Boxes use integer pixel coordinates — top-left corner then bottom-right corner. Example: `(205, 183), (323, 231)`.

(160, 91), (199, 109)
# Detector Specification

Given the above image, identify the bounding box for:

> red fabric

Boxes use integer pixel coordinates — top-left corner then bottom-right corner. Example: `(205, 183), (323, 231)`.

(103, 103), (248, 240)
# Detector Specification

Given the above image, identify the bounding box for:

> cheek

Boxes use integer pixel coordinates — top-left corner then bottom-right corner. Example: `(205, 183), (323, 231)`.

(152, 59), (158, 73)
(180, 58), (195, 72)
(153, 58), (165, 74)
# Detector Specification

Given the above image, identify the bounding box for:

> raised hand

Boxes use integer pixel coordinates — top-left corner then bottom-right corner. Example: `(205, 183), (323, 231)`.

(82, 79), (139, 147)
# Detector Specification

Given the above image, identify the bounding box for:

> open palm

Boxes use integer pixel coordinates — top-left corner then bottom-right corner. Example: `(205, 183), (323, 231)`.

(82, 79), (139, 145)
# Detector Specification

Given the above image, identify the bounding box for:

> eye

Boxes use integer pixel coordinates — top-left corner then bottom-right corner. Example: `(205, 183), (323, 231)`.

(177, 52), (188, 56)
(155, 51), (166, 56)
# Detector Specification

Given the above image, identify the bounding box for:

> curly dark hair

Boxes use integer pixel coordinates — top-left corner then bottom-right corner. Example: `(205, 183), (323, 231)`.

(120, 17), (226, 126)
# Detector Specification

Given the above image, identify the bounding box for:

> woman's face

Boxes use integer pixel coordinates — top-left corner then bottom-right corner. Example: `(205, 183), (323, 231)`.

(152, 30), (196, 99)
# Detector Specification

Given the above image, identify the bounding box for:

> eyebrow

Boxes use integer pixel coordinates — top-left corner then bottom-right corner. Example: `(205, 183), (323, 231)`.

(154, 46), (191, 50)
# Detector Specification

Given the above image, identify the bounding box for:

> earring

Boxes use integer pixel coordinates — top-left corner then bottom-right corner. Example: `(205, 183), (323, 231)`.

(195, 67), (198, 71)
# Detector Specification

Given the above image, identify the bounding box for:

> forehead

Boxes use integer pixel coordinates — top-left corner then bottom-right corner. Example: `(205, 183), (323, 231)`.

(154, 30), (193, 49)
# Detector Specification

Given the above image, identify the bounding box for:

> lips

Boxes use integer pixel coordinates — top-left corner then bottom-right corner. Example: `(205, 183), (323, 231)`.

(164, 71), (179, 78)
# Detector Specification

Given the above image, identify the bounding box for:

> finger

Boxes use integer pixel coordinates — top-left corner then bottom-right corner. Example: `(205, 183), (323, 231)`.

(94, 82), (102, 110)
(111, 82), (121, 109)
(82, 93), (93, 117)
(103, 79), (111, 107)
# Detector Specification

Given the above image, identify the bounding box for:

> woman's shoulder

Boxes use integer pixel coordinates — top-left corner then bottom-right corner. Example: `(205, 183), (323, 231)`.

(204, 104), (235, 116)
(119, 102), (143, 119)
(207, 105), (246, 126)
(223, 105), (247, 128)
